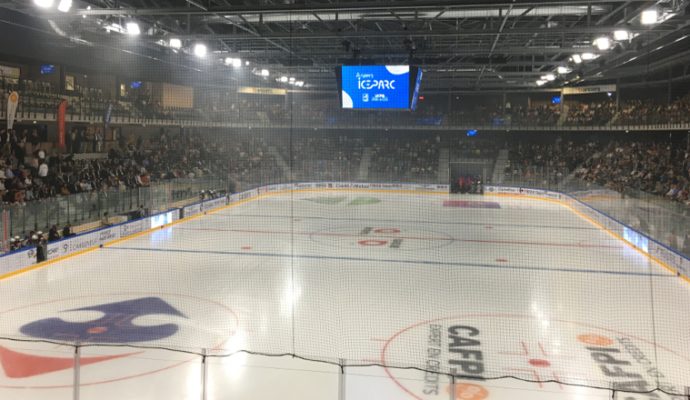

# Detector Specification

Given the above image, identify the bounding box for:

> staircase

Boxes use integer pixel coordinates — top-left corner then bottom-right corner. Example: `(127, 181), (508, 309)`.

(267, 146), (291, 180)
(491, 149), (510, 184)
(357, 147), (373, 181)
(437, 148), (450, 183)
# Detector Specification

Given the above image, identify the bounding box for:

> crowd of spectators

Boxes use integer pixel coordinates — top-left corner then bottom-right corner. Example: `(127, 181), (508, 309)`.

(370, 137), (439, 181)
(564, 101), (617, 126)
(8, 224), (74, 254)
(575, 141), (690, 206)
(505, 140), (600, 185)
(616, 95), (690, 125)
(0, 127), (279, 205)
(510, 104), (562, 126)
(281, 135), (364, 181)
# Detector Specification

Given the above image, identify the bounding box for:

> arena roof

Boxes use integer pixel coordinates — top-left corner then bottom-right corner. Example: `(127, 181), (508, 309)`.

(1, 0), (689, 91)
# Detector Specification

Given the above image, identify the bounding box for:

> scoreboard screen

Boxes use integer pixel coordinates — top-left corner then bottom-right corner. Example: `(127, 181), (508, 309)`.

(338, 65), (422, 110)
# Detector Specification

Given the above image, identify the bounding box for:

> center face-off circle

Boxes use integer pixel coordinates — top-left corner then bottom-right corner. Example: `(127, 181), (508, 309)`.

(309, 225), (455, 251)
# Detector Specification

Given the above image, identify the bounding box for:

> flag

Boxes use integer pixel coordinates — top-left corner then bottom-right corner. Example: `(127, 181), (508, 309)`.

(104, 102), (113, 133)
(57, 99), (68, 149)
(6, 91), (18, 130)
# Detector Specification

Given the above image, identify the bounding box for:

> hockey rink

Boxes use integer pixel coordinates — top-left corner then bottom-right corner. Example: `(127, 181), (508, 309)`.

(1, 189), (689, 400)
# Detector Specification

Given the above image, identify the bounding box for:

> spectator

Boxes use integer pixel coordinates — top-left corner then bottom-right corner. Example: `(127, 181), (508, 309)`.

(48, 225), (60, 242)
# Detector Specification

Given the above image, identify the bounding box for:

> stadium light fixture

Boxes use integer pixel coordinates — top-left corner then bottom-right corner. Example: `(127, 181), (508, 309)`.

(232, 58), (242, 68)
(581, 52), (598, 61)
(280, 76), (288, 83)
(593, 37), (611, 51)
(261, 69), (269, 77)
(224, 57), (233, 66)
(33, 0), (54, 8)
(536, 80), (547, 86)
(296, 81), (305, 87)
(541, 74), (556, 81)
(57, 0), (72, 12)
(169, 38), (182, 49)
(288, 77), (296, 83)
(126, 22), (141, 36)
(557, 66), (572, 74)
(571, 54), (583, 64)
(193, 43), (207, 58)
(614, 30), (630, 41)
(641, 8), (658, 25)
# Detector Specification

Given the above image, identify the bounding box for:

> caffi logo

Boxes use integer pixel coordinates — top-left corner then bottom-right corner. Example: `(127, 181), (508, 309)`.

(381, 315), (688, 399)
(577, 334), (685, 397)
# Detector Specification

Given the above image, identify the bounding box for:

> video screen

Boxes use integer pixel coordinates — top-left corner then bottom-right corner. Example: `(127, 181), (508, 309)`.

(340, 65), (411, 109)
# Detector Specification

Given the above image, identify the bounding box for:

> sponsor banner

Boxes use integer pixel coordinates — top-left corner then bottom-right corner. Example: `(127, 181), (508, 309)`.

(485, 186), (519, 194)
(569, 189), (620, 199)
(238, 86), (287, 96)
(150, 211), (175, 229)
(0, 248), (36, 275)
(7, 91), (18, 130)
(57, 99), (68, 149)
(562, 84), (616, 95)
(183, 203), (202, 218)
(200, 197), (227, 212)
(0, 65), (20, 83)
(650, 243), (690, 277)
(119, 219), (148, 237)
(48, 226), (121, 260)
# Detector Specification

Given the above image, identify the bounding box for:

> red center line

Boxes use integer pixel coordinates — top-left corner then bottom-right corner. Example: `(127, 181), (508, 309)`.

(175, 227), (621, 249)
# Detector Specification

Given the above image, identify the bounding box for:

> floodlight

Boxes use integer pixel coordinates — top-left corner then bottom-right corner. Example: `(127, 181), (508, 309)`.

(641, 9), (658, 25)
(34, 0), (54, 8)
(194, 43), (207, 58)
(593, 37), (611, 51)
(126, 22), (141, 36)
(170, 38), (182, 49)
(614, 30), (630, 41)
(57, 0), (72, 12)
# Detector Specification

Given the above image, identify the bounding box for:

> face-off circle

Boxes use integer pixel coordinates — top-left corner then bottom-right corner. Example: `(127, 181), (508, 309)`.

(309, 225), (455, 251)
(380, 314), (689, 400)
(0, 293), (239, 388)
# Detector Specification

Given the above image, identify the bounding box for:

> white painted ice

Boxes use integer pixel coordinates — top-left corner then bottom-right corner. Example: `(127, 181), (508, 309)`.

(1, 191), (688, 400)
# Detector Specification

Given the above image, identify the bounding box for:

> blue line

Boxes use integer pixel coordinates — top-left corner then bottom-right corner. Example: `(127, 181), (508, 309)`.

(106, 246), (673, 278)
(208, 213), (599, 231)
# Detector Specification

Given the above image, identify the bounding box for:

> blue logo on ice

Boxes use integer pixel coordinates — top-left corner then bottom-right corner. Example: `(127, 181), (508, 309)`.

(20, 297), (186, 343)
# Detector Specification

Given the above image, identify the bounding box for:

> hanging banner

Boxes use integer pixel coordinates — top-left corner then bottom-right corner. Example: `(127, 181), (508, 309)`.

(6, 91), (18, 130)
(103, 103), (113, 133)
(238, 86), (287, 96)
(562, 84), (617, 95)
(57, 99), (68, 149)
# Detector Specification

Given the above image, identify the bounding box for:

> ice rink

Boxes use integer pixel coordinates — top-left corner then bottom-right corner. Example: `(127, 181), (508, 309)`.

(1, 189), (689, 400)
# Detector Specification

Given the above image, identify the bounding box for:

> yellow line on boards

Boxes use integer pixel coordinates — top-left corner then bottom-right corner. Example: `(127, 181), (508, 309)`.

(13, 186), (668, 283)
(0, 192), (272, 281)
(486, 192), (688, 282)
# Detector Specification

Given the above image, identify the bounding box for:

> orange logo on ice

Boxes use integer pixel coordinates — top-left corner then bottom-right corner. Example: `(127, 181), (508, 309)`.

(447, 383), (489, 400)
(577, 334), (613, 347)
